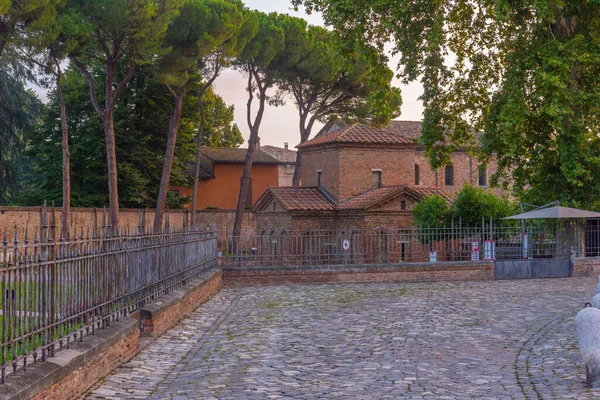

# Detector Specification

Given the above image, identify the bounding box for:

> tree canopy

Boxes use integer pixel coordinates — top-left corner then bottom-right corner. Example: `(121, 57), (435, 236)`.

(11, 65), (241, 208)
(276, 25), (401, 184)
(294, 0), (600, 208)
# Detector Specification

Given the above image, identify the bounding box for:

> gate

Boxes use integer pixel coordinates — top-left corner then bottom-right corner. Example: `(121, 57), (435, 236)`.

(494, 258), (572, 280)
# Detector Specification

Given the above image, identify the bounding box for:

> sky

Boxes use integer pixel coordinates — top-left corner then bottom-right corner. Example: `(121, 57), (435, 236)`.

(29, 0), (425, 149)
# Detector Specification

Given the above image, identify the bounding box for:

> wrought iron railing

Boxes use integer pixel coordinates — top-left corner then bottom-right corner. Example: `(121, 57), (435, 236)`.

(223, 222), (590, 267)
(0, 205), (217, 382)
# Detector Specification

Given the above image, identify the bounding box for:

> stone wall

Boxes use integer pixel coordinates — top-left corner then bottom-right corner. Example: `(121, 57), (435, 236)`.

(223, 261), (495, 286)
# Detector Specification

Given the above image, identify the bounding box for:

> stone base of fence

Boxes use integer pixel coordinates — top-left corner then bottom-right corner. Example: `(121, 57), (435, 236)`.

(0, 318), (139, 400)
(223, 261), (495, 287)
(572, 257), (600, 278)
(0, 267), (222, 400)
(140, 268), (222, 337)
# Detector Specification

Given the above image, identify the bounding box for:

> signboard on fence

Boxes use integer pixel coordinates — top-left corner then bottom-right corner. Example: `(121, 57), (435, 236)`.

(523, 233), (528, 259)
(484, 240), (495, 260)
(471, 241), (479, 261)
(342, 239), (350, 251)
(429, 251), (437, 263)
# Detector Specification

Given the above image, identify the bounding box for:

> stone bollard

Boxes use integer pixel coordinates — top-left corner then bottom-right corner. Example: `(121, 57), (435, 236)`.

(576, 307), (600, 388)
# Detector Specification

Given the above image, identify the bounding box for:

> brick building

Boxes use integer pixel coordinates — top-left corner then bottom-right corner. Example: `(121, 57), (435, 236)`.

(173, 147), (279, 210)
(253, 120), (501, 233)
(260, 143), (297, 187)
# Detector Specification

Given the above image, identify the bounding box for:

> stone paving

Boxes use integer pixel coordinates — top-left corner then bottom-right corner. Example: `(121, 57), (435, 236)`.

(87, 278), (600, 399)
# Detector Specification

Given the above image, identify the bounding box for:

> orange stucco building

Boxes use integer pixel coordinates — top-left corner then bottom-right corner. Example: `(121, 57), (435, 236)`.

(172, 147), (279, 210)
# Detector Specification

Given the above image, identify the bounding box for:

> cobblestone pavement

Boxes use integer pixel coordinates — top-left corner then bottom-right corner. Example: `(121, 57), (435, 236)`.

(87, 278), (600, 399)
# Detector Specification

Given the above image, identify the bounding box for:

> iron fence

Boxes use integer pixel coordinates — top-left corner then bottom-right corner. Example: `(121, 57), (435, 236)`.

(223, 222), (591, 267)
(0, 205), (217, 382)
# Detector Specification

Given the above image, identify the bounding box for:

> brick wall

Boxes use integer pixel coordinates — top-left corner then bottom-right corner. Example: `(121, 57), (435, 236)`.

(300, 146), (341, 199)
(337, 146), (416, 202)
(31, 323), (140, 400)
(223, 261), (495, 286)
(0, 207), (255, 246)
(415, 150), (505, 196)
(572, 257), (600, 277)
(141, 270), (222, 337)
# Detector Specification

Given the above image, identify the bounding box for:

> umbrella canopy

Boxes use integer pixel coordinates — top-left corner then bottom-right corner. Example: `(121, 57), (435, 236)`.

(503, 205), (600, 220)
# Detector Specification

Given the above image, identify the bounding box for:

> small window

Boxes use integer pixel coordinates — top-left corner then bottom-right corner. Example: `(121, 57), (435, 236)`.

(317, 170), (322, 187)
(478, 165), (487, 187)
(414, 164), (420, 185)
(372, 170), (382, 188)
(445, 165), (454, 186)
(401, 200), (406, 210)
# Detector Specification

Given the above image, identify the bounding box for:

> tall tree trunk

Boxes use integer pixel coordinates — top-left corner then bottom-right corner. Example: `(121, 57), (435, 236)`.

(232, 68), (267, 250)
(102, 113), (120, 229)
(292, 151), (302, 186)
(291, 115), (316, 186)
(190, 97), (206, 226)
(154, 86), (186, 231)
(56, 64), (70, 239)
(191, 70), (221, 226)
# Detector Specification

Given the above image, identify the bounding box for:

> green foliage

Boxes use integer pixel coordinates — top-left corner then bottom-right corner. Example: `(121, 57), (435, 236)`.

(159, 0), (245, 88)
(0, 69), (39, 204)
(0, 0), (62, 56)
(412, 186), (516, 231)
(278, 24), (402, 134)
(294, 0), (600, 208)
(11, 65), (241, 207)
(412, 195), (449, 229)
(235, 11), (285, 79)
(450, 185), (516, 227)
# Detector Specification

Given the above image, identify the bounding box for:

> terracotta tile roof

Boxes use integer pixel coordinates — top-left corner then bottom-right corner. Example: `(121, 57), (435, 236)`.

(253, 187), (336, 212)
(297, 123), (415, 149)
(200, 147), (279, 164)
(255, 185), (451, 212)
(260, 145), (297, 163)
(382, 120), (422, 141)
(337, 185), (452, 210)
(411, 186), (453, 201)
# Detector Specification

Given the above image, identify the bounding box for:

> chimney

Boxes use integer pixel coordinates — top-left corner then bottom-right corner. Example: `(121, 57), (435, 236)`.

(284, 142), (289, 150)
(255, 137), (260, 151)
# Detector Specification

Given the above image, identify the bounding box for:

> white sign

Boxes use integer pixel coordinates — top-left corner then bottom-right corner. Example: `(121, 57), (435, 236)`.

(471, 241), (479, 261)
(484, 240), (495, 260)
(342, 239), (350, 251)
(429, 251), (437, 263)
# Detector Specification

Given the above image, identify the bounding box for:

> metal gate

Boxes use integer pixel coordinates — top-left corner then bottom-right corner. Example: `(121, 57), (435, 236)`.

(494, 258), (572, 280)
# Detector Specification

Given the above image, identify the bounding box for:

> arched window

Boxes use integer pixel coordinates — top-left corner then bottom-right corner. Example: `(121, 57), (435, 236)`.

(414, 164), (420, 185)
(445, 165), (454, 186)
(478, 165), (487, 187)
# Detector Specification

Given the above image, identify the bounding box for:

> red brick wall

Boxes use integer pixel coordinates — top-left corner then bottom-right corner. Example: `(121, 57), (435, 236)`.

(32, 324), (140, 400)
(415, 150), (506, 196)
(144, 271), (222, 337)
(572, 257), (600, 277)
(337, 146), (415, 202)
(300, 147), (341, 199)
(224, 262), (495, 286)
